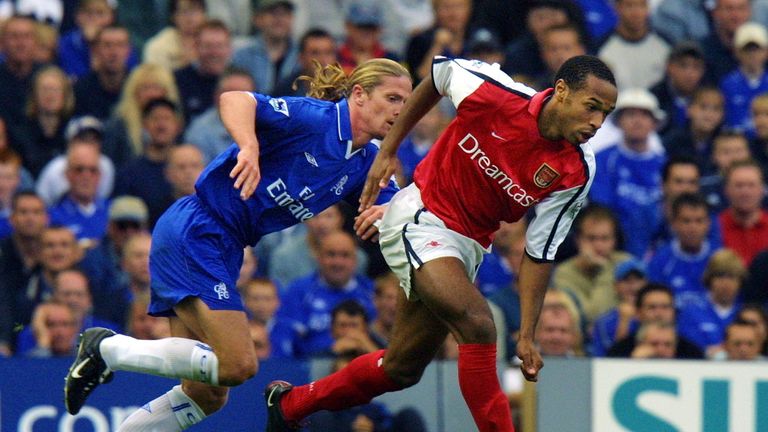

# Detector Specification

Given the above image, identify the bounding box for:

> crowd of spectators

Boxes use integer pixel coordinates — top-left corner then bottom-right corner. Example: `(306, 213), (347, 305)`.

(1, 0), (768, 415)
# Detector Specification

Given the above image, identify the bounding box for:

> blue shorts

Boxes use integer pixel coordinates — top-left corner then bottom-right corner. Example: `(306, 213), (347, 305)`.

(148, 196), (245, 317)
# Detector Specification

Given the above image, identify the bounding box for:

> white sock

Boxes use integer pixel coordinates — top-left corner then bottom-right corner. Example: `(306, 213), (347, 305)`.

(100, 335), (219, 385)
(117, 385), (206, 431)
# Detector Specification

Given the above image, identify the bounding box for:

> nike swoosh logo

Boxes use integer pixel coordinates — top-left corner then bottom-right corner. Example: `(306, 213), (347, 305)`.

(267, 386), (279, 407)
(70, 358), (91, 379)
(491, 131), (506, 141)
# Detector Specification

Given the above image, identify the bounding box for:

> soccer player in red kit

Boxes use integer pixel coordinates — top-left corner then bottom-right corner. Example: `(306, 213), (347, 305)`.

(265, 55), (617, 432)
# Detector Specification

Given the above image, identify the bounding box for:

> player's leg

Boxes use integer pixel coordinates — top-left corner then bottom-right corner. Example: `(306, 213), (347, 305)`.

(412, 257), (513, 432)
(274, 286), (449, 423)
(65, 298), (256, 415)
(65, 197), (256, 415)
(116, 315), (231, 431)
(99, 297), (256, 385)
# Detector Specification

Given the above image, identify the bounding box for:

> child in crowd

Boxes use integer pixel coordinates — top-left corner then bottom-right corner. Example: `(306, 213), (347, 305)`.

(720, 22), (768, 136)
(678, 249), (744, 357)
(663, 86), (724, 172)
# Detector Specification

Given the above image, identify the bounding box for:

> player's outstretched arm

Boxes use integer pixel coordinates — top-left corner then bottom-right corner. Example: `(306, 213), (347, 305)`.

(220, 91), (261, 200)
(516, 253), (553, 382)
(359, 76), (442, 211)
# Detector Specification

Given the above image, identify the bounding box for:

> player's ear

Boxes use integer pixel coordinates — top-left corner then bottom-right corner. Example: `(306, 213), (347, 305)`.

(553, 79), (569, 102)
(350, 84), (366, 106)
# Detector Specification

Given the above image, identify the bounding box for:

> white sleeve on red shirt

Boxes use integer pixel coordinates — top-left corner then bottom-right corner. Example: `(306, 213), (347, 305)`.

(525, 145), (596, 262)
(431, 57), (536, 109)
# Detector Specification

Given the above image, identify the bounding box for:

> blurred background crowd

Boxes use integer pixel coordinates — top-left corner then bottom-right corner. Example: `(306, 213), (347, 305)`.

(1, 0), (768, 427)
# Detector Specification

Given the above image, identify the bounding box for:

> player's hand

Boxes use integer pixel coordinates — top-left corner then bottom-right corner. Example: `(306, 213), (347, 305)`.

(354, 205), (386, 241)
(230, 144), (261, 200)
(359, 153), (396, 211)
(517, 338), (543, 382)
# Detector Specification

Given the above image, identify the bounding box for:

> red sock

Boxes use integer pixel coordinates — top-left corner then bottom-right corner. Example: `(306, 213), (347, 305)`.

(458, 344), (515, 432)
(280, 349), (401, 421)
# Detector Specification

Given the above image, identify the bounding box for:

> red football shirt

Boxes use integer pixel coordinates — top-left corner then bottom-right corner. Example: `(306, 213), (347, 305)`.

(413, 58), (595, 260)
(719, 209), (768, 265)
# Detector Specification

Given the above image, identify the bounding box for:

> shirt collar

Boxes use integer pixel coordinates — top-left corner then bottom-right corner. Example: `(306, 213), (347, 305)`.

(528, 88), (554, 118)
(336, 98), (353, 142)
(336, 98), (363, 159)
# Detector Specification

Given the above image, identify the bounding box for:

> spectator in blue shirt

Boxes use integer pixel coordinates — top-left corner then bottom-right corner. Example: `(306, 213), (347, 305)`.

(651, 155), (722, 252)
(607, 283), (705, 359)
(590, 88), (667, 258)
(48, 138), (109, 246)
(280, 231), (377, 358)
(23, 301), (79, 358)
(678, 248), (745, 356)
(269, 204), (369, 288)
(720, 22), (768, 136)
(591, 258), (647, 357)
(16, 268), (122, 355)
(242, 277), (300, 360)
(647, 193), (717, 306)
(59, 0), (118, 79)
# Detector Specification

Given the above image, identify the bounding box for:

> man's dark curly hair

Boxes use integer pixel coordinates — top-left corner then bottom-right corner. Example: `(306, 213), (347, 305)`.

(554, 55), (616, 91)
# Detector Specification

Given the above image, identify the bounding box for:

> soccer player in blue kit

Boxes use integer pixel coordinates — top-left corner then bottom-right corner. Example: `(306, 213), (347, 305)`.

(63, 58), (412, 431)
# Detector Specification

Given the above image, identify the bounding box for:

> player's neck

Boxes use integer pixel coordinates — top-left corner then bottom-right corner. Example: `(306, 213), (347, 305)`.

(537, 98), (564, 141)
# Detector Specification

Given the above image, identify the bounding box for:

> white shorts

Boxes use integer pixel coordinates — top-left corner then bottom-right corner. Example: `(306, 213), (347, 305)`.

(379, 184), (487, 300)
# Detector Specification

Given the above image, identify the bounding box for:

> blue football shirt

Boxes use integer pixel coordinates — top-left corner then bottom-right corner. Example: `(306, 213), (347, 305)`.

(195, 94), (397, 246)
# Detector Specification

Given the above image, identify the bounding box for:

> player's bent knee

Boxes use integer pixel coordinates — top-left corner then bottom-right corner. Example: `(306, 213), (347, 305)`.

(218, 356), (258, 386)
(384, 361), (425, 389)
(183, 385), (230, 415)
(459, 312), (497, 344)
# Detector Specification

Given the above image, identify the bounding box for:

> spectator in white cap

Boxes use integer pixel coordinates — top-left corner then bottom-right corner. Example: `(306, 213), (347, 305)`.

(721, 22), (768, 136)
(590, 88), (668, 259)
(80, 195), (150, 325)
(36, 116), (115, 206)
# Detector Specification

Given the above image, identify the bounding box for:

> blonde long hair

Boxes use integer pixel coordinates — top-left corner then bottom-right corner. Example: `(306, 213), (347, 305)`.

(115, 64), (180, 155)
(295, 58), (411, 101)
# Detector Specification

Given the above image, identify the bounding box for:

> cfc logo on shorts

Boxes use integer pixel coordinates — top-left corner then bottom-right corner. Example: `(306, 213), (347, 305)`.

(214, 282), (230, 300)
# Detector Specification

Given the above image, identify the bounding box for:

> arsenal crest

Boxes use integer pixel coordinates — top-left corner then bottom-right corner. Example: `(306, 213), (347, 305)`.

(534, 163), (559, 188)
